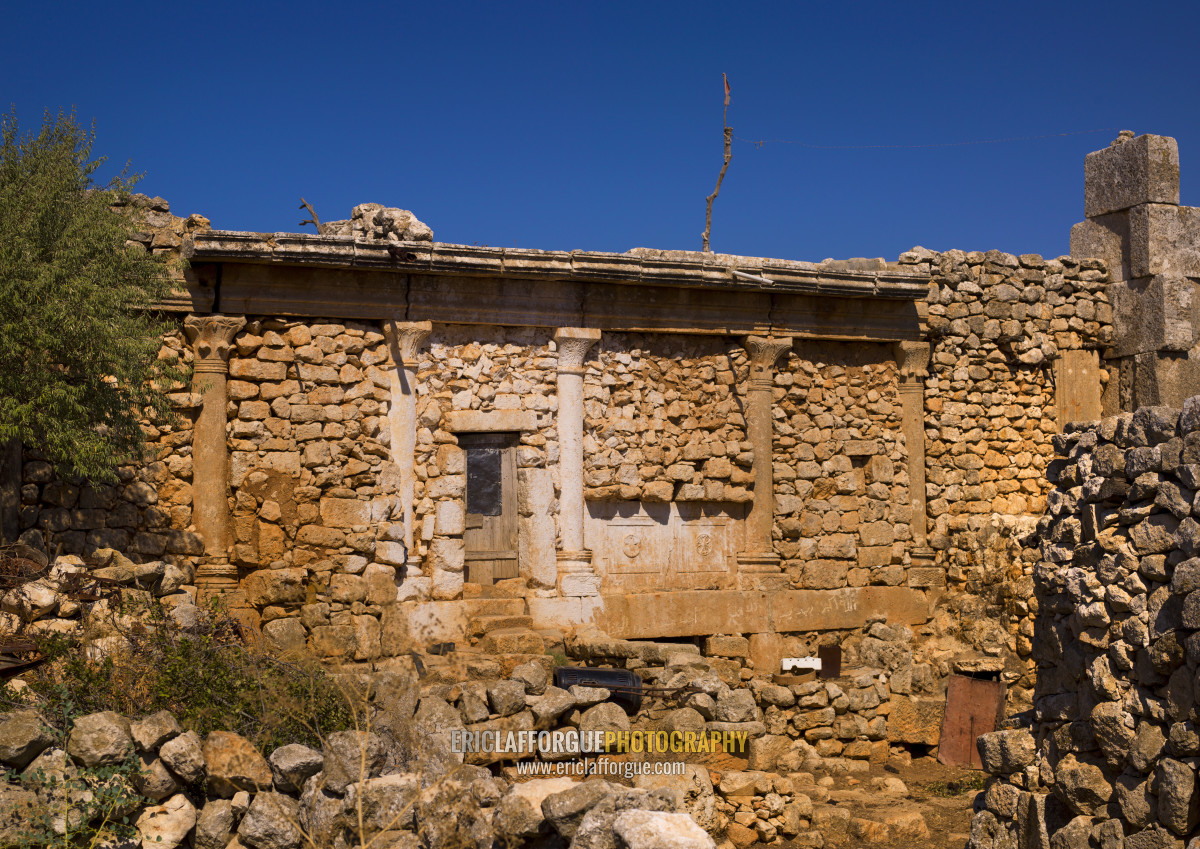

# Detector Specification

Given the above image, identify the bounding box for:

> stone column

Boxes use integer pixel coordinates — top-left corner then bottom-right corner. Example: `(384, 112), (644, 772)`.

(384, 320), (431, 573)
(184, 314), (246, 597)
(738, 335), (792, 574)
(894, 341), (935, 568)
(554, 327), (601, 596)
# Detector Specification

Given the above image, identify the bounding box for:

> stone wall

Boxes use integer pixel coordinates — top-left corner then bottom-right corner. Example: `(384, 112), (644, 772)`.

(583, 333), (749, 504)
(969, 400), (1200, 849)
(16, 322), (204, 563)
(774, 342), (908, 590)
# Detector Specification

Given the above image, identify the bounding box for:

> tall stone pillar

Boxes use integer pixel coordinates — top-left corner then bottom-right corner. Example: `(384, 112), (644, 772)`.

(738, 335), (792, 575)
(184, 314), (246, 597)
(384, 320), (431, 572)
(894, 341), (934, 568)
(554, 327), (601, 596)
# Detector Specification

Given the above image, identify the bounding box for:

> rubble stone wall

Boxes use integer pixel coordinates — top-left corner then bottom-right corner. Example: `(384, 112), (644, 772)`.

(970, 400), (1200, 849)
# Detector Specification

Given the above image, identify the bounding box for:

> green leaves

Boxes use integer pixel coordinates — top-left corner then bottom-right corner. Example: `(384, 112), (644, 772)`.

(0, 109), (187, 482)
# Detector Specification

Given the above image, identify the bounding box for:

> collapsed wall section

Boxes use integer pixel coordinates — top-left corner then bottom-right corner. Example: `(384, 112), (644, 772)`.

(970, 401), (1200, 849)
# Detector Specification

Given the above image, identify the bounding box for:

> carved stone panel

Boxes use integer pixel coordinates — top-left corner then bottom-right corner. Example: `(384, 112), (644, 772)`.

(585, 501), (746, 590)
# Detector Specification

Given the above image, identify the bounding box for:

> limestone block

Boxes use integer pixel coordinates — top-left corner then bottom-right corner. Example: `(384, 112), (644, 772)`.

(885, 696), (943, 745)
(431, 568), (463, 600)
(428, 538), (465, 573)
(1084, 133), (1179, 216)
(375, 541), (407, 566)
(1071, 214), (1130, 281)
(519, 512), (556, 588)
(320, 497), (370, 528)
(517, 468), (553, 515)
(1130, 204), (1200, 279)
(241, 568), (306, 607)
(435, 501), (465, 535)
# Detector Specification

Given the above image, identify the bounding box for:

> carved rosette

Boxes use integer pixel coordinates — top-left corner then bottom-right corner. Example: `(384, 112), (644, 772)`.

(554, 327), (602, 375)
(185, 315), (246, 374)
(384, 319), (432, 368)
(742, 335), (793, 388)
(893, 341), (931, 386)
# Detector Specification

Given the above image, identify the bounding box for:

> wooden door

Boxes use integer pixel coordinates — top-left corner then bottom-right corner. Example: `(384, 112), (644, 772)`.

(460, 432), (519, 585)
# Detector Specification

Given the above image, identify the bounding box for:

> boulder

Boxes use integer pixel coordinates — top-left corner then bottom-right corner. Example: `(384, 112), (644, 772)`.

(203, 731), (273, 797)
(299, 775), (352, 848)
(344, 773), (421, 832)
(135, 793), (197, 849)
(612, 810), (717, 849)
(159, 730), (205, 785)
(194, 799), (236, 849)
(1155, 757), (1198, 835)
(269, 743), (324, 794)
(635, 764), (717, 831)
(238, 792), (302, 849)
(573, 788), (684, 849)
(542, 779), (624, 838)
(511, 661), (549, 695)
(492, 777), (577, 839)
(322, 730), (387, 794)
(488, 679), (528, 717)
(66, 710), (132, 767)
(714, 690), (758, 723)
(1055, 754), (1113, 816)
(133, 752), (182, 801)
(0, 710), (54, 769)
(416, 776), (494, 849)
(130, 710), (182, 751)
(531, 686), (576, 728)
(976, 729), (1036, 775)
(580, 702), (630, 743)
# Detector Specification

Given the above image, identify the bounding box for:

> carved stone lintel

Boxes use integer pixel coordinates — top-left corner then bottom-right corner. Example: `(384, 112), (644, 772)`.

(554, 327), (601, 373)
(742, 335), (793, 380)
(185, 315), (246, 372)
(384, 319), (432, 368)
(894, 341), (931, 383)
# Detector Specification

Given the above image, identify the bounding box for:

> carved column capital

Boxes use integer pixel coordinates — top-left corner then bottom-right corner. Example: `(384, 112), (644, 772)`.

(893, 341), (931, 383)
(185, 315), (246, 373)
(554, 327), (601, 375)
(384, 320), (432, 368)
(742, 335), (793, 384)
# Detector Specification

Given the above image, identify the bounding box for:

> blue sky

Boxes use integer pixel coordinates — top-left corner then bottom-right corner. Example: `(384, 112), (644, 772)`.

(4, 1), (1198, 262)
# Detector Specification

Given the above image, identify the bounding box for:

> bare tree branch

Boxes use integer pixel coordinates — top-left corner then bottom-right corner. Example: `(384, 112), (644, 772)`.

(298, 198), (325, 234)
(702, 126), (733, 253)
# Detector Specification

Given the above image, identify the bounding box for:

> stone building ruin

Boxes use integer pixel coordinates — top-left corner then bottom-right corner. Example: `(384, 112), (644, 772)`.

(4, 131), (1200, 773)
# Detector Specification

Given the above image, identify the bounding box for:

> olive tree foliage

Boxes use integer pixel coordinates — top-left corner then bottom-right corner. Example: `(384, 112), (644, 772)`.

(0, 110), (187, 482)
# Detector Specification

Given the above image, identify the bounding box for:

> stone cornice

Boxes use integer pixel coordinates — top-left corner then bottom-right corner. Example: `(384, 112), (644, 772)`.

(184, 231), (928, 300)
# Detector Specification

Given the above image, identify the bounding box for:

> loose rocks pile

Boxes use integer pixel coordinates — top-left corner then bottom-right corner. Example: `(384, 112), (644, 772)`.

(969, 399), (1200, 848)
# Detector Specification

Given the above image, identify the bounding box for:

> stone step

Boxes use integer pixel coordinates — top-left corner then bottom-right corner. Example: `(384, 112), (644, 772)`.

(468, 614), (534, 637)
(480, 628), (545, 655)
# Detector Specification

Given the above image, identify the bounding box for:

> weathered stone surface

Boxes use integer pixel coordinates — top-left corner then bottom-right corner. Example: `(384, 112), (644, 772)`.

(135, 793), (197, 849)
(66, 710), (132, 767)
(269, 743), (324, 794)
(542, 780), (623, 839)
(238, 791), (302, 849)
(1055, 754), (1113, 816)
(159, 730), (205, 785)
(612, 810), (717, 849)
(203, 731), (273, 797)
(344, 774), (420, 833)
(886, 696), (943, 745)
(133, 753), (182, 801)
(493, 777), (576, 839)
(0, 710), (53, 769)
(977, 729), (1036, 776)
(129, 710), (182, 752)
(194, 799), (236, 849)
(1155, 757), (1198, 835)
(321, 730), (387, 794)
(580, 702), (630, 740)
(487, 679), (527, 717)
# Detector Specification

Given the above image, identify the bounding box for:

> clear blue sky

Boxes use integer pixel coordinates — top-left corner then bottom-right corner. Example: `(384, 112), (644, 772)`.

(4, 1), (1198, 262)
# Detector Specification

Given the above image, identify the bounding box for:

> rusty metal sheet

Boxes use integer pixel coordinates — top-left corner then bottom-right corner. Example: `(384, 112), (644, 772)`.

(937, 675), (1006, 768)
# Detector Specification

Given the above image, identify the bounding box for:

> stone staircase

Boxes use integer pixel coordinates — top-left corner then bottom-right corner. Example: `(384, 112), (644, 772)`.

(460, 587), (546, 655)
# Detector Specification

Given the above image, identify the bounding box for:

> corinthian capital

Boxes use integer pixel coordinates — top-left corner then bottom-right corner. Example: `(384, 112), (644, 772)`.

(185, 315), (246, 372)
(554, 327), (601, 373)
(384, 319), (432, 368)
(893, 341), (931, 382)
(742, 335), (793, 382)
